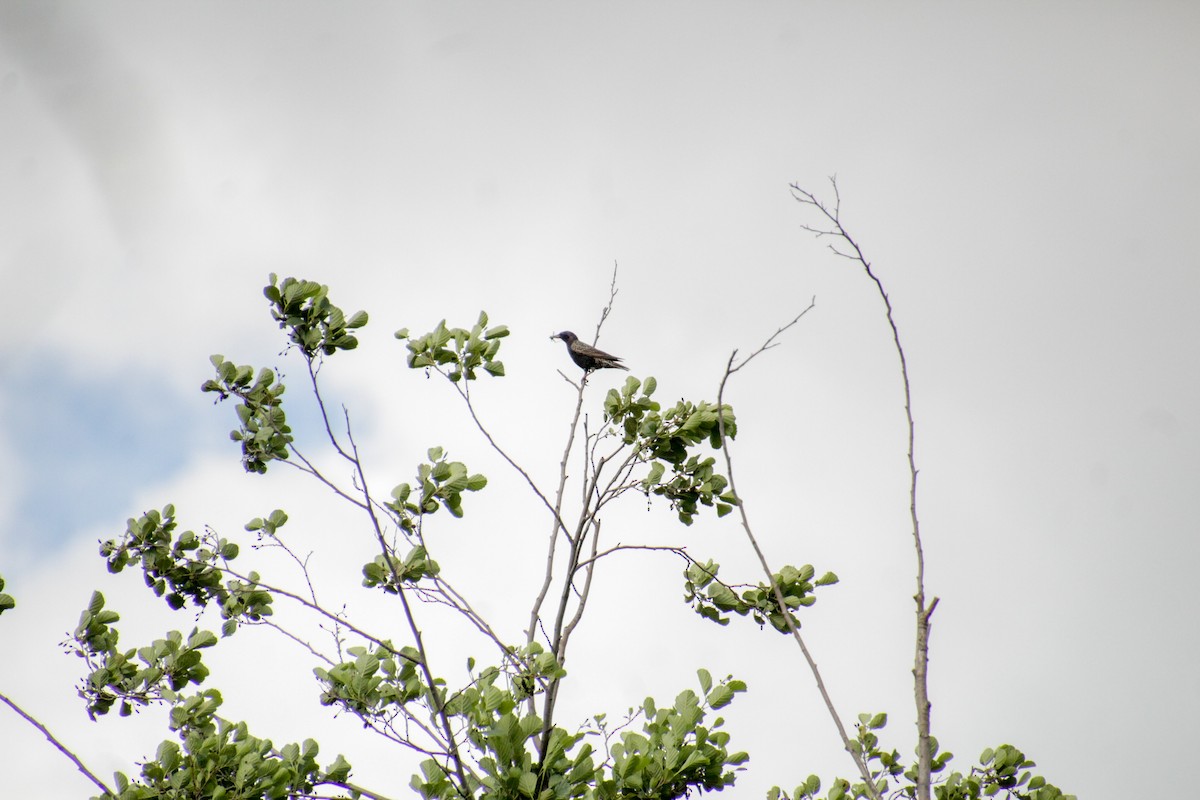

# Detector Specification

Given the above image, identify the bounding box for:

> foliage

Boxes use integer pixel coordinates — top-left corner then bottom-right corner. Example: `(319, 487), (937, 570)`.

(768, 728), (1073, 800)
(604, 376), (739, 525)
(1, 259), (1074, 800)
(107, 690), (351, 800)
(27, 276), (755, 800)
(683, 561), (839, 631)
(200, 356), (291, 474)
(265, 274), (369, 358)
(397, 310), (509, 381)
(0, 574), (14, 616)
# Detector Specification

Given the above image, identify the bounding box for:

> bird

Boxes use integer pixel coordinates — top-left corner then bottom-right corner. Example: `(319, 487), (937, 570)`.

(551, 331), (629, 372)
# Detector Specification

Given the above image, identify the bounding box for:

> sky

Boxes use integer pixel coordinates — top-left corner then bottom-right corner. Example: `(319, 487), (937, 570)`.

(1, 2), (1198, 798)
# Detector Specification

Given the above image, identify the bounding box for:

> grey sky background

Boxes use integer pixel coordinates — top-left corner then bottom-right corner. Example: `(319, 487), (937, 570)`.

(1, 3), (1197, 798)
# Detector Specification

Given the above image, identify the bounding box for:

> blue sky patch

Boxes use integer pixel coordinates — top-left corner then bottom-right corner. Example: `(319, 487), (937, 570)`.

(1, 358), (210, 558)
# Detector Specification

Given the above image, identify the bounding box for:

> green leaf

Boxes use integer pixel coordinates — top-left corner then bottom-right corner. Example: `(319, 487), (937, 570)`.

(188, 630), (218, 649)
(706, 684), (734, 709)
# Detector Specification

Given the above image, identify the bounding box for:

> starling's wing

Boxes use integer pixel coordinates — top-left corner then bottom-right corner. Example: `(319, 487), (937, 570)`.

(571, 340), (623, 363)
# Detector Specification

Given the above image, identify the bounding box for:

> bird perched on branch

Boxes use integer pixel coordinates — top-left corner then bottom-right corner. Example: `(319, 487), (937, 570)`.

(551, 331), (629, 372)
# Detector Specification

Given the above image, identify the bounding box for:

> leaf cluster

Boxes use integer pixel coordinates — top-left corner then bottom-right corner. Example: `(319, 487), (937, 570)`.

(409, 668), (747, 800)
(683, 561), (838, 632)
(100, 505), (273, 636)
(386, 446), (489, 532)
(397, 311), (509, 382)
(264, 273), (368, 358)
(102, 689), (351, 800)
(604, 376), (738, 524)
(930, 745), (1074, 800)
(770, 718), (1074, 800)
(78, 506), (353, 798)
(0, 574), (14, 615)
(71, 591), (216, 719)
(591, 669), (748, 800)
(314, 642), (424, 716)
(361, 545), (441, 592)
(201, 355), (291, 474)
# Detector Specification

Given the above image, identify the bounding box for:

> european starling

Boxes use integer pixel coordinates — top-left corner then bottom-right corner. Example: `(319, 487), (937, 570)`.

(551, 331), (629, 372)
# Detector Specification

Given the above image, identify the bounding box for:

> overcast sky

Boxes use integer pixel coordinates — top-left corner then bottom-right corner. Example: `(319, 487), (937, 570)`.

(2, 3), (1198, 798)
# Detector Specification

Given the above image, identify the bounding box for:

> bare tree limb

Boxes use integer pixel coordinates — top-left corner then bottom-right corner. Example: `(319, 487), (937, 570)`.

(345, 420), (475, 796)
(714, 302), (885, 796)
(280, 446), (369, 510)
(0, 691), (115, 798)
(792, 176), (938, 800)
(532, 263), (622, 782)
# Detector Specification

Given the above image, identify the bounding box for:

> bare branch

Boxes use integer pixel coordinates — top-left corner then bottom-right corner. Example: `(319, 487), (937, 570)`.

(572, 543), (689, 574)
(444, 368), (573, 544)
(280, 449), (368, 510)
(528, 377), (588, 652)
(220, 564), (414, 664)
(792, 176), (937, 799)
(249, 522), (349, 660)
(532, 265), (623, 779)
(306, 359), (357, 464)
(716, 312), (881, 798)
(0, 691), (115, 797)
(257, 619), (337, 666)
(557, 519), (602, 660)
(591, 261), (620, 346)
(727, 299), (817, 377)
(341, 417), (471, 793)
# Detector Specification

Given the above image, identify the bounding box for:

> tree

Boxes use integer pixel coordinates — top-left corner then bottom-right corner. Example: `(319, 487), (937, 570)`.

(1, 184), (1074, 800)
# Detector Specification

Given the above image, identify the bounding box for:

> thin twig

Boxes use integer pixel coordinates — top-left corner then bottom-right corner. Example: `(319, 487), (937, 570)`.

(571, 543), (689, 574)
(592, 262), (619, 346)
(281, 446), (369, 510)
(341, 415), (473, 797)
(307, 360), (356, 464)
(450, 382), (571, 541)
(792, 177), (936, 800)
(257, 619), (337, 665)
(252, 523), (349, 659)
(0, 691), (115, 797)
(219, 563), (417, 663)
(532, 263), (621, 786)
(528, 377), (587, 652)
(530, 261), (622, 651)
(714, 304), (883, 797)
(557, 518), (602, 661)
